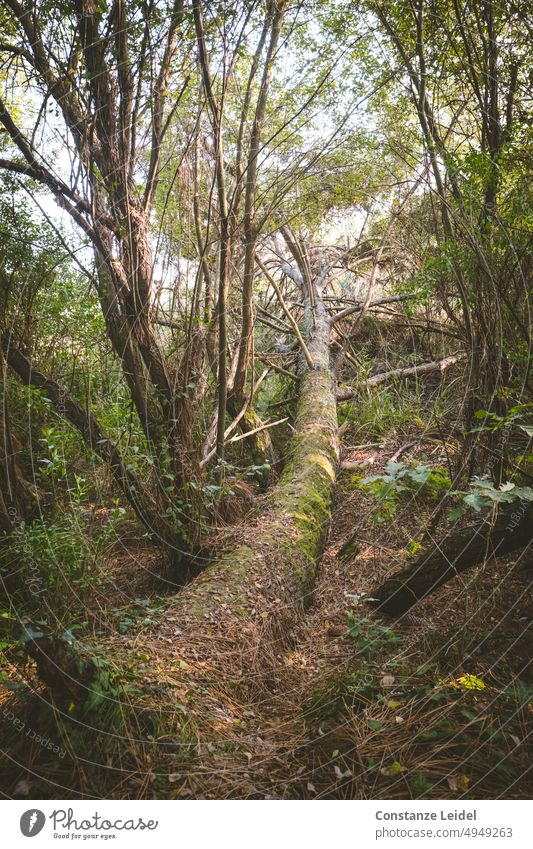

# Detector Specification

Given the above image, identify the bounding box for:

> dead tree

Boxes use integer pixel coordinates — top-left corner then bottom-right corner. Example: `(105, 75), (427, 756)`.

(373, 501), (533, 615)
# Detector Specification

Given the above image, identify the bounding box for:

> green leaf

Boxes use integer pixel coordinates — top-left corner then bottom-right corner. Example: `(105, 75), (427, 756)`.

(470, 476), (495, 489)
(406, 464), (431, 483)
(383, 461), (407, 478)
(449, 506), (465, 521)
(361, 474), (382, 485)
(512, 487), (533, 501)
(410, 773), (433, 794)
(484, 489), (515, 504)
(463, 493), (490, 511)
(381, 760), (407, 776)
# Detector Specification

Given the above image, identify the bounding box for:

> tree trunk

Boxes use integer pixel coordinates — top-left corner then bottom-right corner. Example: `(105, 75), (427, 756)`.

(158, 292), (337, 675)
(0, 347), (39, 532)
(373, 501), (533, 615)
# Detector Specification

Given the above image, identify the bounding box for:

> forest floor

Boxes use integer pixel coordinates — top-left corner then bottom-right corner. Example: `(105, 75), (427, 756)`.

(2, 427), (531, 800)
(152, 435), (531, 800)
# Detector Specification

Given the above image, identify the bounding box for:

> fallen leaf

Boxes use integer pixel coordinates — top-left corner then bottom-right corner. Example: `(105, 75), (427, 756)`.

(380, 760), (407, 776)
(334, 765), (353, 780)
(447, 773), (470, 792)
(326, 625), (346, 637)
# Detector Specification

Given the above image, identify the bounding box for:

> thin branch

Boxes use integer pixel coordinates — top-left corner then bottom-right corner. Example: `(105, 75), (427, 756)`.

(256, 355), (298, 381)
(228, 416), (288, 445)
(255, 254), (314, 368)
(200, 368), (270, 467)
(330, 293), (414, 324)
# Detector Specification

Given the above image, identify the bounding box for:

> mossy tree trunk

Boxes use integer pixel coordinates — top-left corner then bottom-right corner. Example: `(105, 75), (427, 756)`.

(162, 292), (338, 672)
(373, 501), (533, 615)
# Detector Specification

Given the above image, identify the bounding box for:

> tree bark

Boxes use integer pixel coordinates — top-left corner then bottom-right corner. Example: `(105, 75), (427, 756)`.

(0, 348), (37, 531)
(231, 2), (285, 402)
(0, 0), (199, 536)
(373, 501), (533, 615)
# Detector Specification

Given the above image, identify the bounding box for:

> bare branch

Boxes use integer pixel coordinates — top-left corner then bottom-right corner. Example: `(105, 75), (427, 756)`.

(337, 354), (467, 400)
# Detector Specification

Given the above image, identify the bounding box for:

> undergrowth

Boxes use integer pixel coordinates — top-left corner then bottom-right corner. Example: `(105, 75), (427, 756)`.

(303, 608), (531, 799)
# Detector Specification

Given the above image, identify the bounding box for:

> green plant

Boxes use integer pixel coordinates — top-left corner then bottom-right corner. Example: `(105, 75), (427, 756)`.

(84, 655), (142, 712)
(304, 615), (400, 723)
(7, 501), (127, 600)
(346, 615), (399, 660)
(338, 385), (424, 439)
(450, 476), (533, 517)
(110, 597), (166, 635)
(406, 537), (422, 557)
(359, 461), (451, 521)
(470, 404), (533, 437)
(37, 426), (68, 484)
(410, 773), (434, 795)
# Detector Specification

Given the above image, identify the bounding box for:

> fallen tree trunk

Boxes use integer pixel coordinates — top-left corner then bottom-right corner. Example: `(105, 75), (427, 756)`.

(373, 501), (533, 615)
(337, 353), (466, 401)
(105, 289), (340, 700)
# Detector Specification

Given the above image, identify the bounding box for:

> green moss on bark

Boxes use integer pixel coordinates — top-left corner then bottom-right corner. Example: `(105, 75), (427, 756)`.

(165, 298), (338, 633)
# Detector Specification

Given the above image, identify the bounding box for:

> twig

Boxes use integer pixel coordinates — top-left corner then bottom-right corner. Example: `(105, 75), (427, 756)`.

(266, 395), (297, 410)
(256, 355), (298, 381)
(389, 440), (419, 463)
(255, 313), (292, 335)
(255, 304), (292, 332)
(200, 369), (269, 466)
(330, 293), (414, 324)
(227, 417), (289, 444)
